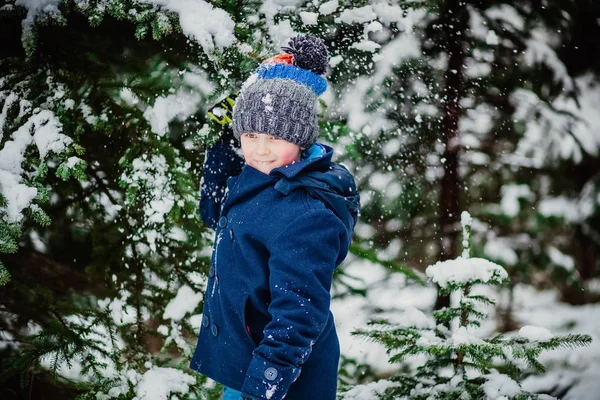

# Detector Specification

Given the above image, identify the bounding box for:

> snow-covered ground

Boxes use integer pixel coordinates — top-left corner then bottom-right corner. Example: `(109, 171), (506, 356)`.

(332, 259), (600, 399)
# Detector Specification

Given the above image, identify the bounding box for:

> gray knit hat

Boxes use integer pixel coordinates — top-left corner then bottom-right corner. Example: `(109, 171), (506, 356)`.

(233, 35), (329, 148)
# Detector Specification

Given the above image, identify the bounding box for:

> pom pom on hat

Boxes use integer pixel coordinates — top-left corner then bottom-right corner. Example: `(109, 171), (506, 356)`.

(281, 35), (328, 76)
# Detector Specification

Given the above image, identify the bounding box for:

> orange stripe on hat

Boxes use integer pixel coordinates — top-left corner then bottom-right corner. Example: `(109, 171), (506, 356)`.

(267, 53), (294, 65)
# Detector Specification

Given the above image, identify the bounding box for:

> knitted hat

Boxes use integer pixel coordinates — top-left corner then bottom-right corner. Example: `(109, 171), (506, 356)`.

(232, 35), (328, 148)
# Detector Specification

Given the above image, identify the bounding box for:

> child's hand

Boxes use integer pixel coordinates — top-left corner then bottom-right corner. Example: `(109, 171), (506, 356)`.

(207, 94), (237, 126)
(207, 95), (239, 148)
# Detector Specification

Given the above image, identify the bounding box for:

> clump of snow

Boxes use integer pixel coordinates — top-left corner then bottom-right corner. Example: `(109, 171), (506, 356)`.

(17, 0), (235, 55)
(66, 156), (83, 168)
(459, 103), (497, 137)
(98, 295), (138, 325)
(416, 329), (443, 346)
(269, 19), (296, 48)
(256, 4), (298, 48)
(426, 257), (508, 288)
(500, 184), (534, 217)
(28, 229), (47, 252)
(486, 30), (499, 45)
(484, 237), (518, 266)
(33, 112), (71, 157)
(319, 1), (338, 16)
(365, 21), (383, 35)
(122, 154), (176, 227)
(377, 307), (435, 330)
(148, 196), (175, 221)
(237, 42), (253, 55)
(511, 74), (600, 166)
(523, 29), (572, 91)
(78, 103), (97, 125)
(486, 4), (524, 31)
(451, 326), (485, 346)
(0, 109), (69, 175)
(120, 88), (140, 106)
(351, 40), (381, 52)
(336, 6), (377, 24)
(135, 366), (196, 400)
(0, 109), (71, 222)
(329, 55), (344, 68)
(0, 92), (18, 141)
(538, 196), (582, 223)
(518, 325), (553, 342)
(14, 0), (61, 32)
(163, 285), (203, 321)
(0, 170), (38, 223)
(0, 329), (16, 351)
(299, 11), (318, 25)
(482, 370), (522, 399)
(341, 379), (397, 400)
(546, 246), (575, 272)
(157, 324), (169, 336)
(140, 0), (235, 52)
(143, 89), (201, 136)
(461, 211), (472, 258)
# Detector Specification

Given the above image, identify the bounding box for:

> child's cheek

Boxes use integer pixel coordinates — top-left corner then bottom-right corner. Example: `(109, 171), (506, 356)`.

(279, 148), (301, 164)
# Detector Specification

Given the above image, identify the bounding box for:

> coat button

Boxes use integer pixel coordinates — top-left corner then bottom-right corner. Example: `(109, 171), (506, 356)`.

(264, 367), (278, 381)
(211, 324), (219, 337)
(218, 216), (227, 228)
(202, 314), (210, 328)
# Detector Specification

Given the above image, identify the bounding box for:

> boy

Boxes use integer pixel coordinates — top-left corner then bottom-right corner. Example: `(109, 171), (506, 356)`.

(190, 35), (360, 400)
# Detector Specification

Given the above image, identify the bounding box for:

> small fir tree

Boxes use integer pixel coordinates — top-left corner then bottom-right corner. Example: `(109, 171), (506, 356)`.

(347, 211), (592, 400)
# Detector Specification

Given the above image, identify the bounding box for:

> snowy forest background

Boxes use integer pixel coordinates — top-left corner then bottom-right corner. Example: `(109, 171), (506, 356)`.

(1, 0), (600, 399)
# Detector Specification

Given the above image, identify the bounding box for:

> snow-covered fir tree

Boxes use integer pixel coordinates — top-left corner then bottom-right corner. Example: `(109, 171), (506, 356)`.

(322, 0), (600, 388)
(323, 0), (600, 303)
(343, 212), (592, 400)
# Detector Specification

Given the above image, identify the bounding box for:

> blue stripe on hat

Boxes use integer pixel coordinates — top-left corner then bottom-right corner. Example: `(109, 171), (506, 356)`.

(255, 63), (327, 95)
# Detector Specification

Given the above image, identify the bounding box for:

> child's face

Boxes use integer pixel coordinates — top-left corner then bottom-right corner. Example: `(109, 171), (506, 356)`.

(240, 132), (304, 175)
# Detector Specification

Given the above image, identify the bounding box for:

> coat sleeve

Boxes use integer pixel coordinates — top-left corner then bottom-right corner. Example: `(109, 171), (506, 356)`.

(240, 209), (348, 400)
(199, 130), (244, 230)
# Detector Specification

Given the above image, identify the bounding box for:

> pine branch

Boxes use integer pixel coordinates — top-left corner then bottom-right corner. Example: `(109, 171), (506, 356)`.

(541, 333), (593, 350)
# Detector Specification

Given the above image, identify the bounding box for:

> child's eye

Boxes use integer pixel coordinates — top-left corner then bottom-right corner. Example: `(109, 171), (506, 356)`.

(243, 133), (256, 139)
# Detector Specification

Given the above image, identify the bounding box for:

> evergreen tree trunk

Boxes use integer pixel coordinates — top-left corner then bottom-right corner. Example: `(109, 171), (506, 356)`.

(435, 0), (467, 310)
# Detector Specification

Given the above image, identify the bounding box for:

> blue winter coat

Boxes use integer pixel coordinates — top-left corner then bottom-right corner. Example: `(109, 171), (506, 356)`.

(190, 139), (360, 400)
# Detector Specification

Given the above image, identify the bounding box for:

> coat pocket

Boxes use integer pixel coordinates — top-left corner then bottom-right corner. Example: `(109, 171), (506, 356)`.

(243, 297), (259, 347)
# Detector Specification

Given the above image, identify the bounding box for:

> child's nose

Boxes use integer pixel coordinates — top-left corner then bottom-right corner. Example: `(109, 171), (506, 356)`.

(256, 138), (270, 154)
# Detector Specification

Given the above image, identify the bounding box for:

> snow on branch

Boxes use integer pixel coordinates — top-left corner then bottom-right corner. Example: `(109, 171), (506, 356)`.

(511, 75), (600, 166)
(0, 109), (71, 223)
(426, 256), (508, 289)
(14, 0), (236, 55)
(138, 0), (236, 52)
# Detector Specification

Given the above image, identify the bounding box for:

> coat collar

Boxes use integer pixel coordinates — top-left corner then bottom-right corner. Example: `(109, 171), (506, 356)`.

(269, 143), (333, 179)
(223, 144), (335, 215)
